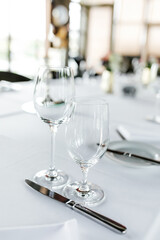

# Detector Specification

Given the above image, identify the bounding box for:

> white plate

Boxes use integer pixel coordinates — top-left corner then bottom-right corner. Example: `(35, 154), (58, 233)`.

(106, 141), (160, 168)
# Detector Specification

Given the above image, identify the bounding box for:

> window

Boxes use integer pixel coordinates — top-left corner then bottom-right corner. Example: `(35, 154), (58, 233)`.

(0, 0), (46, 77)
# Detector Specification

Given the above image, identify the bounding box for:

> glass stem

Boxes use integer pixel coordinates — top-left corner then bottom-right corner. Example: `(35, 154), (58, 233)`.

(154, 92), (160, 119)
(79, 167), (90, 193)
(49, 125), (58, 178)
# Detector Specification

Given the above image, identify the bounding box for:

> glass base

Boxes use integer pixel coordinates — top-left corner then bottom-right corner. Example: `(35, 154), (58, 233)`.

(33, 169), (69, 190)
(63, 181), (104, 206)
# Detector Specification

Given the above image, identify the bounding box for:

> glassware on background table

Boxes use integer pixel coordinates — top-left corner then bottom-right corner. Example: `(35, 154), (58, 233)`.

(152, 79), (160, 124)
(33, 66), (75, 189)
(146, 64), (160, 124)
(147, 83), (160, 124)
(64, 97), (109, 206)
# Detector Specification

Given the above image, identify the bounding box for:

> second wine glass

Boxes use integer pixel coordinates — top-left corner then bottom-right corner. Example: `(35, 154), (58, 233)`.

(64, 97), (109, 205)
(33, 66), (75, 189)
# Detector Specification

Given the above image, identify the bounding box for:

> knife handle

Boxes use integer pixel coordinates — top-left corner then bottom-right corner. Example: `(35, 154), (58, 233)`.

(66, 200), (127, 234)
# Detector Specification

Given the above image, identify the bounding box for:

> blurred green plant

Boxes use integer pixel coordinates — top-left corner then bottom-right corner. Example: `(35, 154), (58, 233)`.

(102, 53), (122, 72)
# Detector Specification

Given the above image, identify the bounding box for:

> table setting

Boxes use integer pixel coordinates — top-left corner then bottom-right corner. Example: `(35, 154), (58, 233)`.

(0, 66), (160, 240)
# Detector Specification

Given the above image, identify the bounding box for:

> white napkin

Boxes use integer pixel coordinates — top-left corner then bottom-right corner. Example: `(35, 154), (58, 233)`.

(0, 219), (79, 240)
(117, 124), (160, 142)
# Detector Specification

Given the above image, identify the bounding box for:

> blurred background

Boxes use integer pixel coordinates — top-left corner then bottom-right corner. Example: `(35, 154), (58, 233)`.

(0, 0), (160, 87)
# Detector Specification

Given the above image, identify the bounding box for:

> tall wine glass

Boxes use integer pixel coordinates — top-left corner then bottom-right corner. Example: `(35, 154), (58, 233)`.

(33, 66), (74, 189)
(148, 79), (160, 124)
(146, 63), (160, 124)
(64, 97), (109, 205)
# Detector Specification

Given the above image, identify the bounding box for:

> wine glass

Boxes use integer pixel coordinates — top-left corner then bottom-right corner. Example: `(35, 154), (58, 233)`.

(146, 63), (160, 124)
(63, 97), (109, 205)
(33, 66), (75, 189)
(149, 80), (160, 124)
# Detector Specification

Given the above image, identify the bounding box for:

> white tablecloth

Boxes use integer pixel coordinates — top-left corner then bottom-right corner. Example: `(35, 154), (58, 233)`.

(0, 80), (160, 240)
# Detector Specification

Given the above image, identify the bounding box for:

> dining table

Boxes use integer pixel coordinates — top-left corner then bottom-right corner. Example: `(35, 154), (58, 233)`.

(0, 77), (160, 240)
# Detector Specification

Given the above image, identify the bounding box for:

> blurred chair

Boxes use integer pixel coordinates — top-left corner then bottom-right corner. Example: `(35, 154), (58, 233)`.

(0, 71), (31, 82)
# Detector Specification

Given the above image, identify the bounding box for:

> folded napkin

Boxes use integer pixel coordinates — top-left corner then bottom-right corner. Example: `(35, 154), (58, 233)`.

(117, 124), (160, 142)
(0, 219), (78, 240)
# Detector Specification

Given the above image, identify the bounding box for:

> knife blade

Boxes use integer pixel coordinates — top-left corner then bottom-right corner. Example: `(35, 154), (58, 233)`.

(25, 179), (127, 234)
(107, 148), (160, 165)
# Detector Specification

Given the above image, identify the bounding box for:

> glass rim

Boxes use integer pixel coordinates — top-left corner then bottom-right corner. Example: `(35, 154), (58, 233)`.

(38, 65), (73, 71)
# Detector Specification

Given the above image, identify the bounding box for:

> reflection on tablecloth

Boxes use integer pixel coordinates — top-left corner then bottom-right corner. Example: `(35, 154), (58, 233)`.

(0, 219), (78, 240)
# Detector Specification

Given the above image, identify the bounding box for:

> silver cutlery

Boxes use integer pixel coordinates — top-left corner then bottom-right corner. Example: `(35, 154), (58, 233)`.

(97, 143), (160, 165)
(116, 128), (126, 140)
(25, 179), (127, 234)
(114, 128), (160, 164)
(107, 148), (160, 165)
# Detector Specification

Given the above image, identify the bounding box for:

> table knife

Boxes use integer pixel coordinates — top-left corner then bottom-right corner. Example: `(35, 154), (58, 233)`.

(107, 148), (160, 165)
(25, 179), (127, 234)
